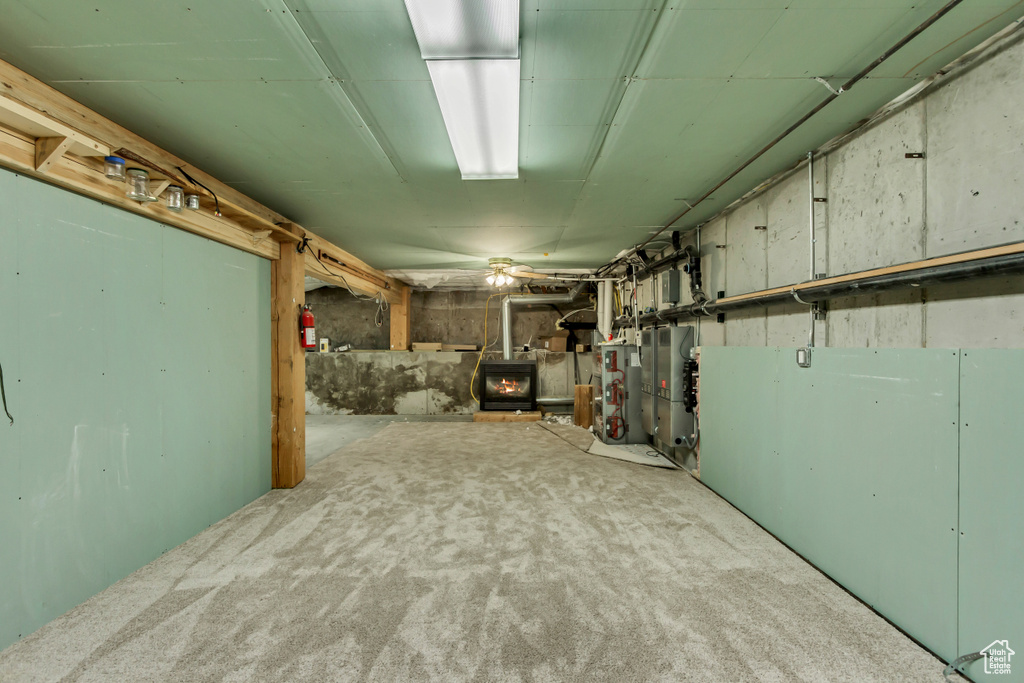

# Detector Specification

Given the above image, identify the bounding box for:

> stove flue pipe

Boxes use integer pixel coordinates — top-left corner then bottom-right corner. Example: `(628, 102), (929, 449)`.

(501, 283), (590, 360)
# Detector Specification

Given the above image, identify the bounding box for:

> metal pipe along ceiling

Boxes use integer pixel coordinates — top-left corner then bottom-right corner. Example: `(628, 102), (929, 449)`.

(597, 0), (968, 277)
(502, 284), (590, 359)
(618, 242), (1024, 328)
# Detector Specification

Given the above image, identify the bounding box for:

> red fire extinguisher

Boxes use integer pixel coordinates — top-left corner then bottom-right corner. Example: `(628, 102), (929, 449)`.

(300, 304), (316, 350)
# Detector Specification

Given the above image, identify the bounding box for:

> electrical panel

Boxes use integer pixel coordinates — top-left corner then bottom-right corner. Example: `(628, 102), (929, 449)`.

(661, 270), (681, 305)
(596, 344), (645, 445)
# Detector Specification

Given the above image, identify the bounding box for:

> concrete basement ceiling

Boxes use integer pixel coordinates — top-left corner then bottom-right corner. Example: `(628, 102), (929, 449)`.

(0, 0), (1021, 271)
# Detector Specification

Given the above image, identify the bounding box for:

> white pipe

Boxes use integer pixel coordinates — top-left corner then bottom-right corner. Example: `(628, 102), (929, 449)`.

(807, 152), (816, 349)
(598, 281), (613, 341)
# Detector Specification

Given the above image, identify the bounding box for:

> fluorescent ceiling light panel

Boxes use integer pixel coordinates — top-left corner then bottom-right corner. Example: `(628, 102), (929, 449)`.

(404, 0), (520, 59)
(427, 59), (520, 180)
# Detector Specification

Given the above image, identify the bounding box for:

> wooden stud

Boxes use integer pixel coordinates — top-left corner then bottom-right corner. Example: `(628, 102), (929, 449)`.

(34, 136), (70, 173)
(271, 226), (306, 489)
(389, 285), (412, 350)
(574, 385), (595, 429)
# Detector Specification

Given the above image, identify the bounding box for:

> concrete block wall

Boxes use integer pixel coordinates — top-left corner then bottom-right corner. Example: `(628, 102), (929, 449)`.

(306, 350), (596, 415)
(306, 287), (595, 350)
(631, 31), (1024, 350)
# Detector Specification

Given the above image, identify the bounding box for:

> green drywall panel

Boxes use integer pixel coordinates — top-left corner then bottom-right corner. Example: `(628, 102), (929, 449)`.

(958, 350), (1024, 682)
(698, 347), (784, 532)
(0, 168), (271, 651)
(700, 347), (960, 661)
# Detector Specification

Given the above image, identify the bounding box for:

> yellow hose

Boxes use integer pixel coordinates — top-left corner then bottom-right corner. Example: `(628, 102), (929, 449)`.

(470, 293), (504, 403)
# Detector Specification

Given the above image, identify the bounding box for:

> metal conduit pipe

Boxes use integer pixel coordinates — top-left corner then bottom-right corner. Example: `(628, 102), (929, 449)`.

(616, 245), (1024, 328)
(501, 282), (590, 359)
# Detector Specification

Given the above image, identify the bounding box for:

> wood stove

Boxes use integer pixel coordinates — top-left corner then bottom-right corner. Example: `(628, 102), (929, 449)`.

(478, 360), (538, 411)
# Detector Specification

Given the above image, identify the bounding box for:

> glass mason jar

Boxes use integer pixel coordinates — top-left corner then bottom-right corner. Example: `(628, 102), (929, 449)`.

(165, 185), (184, 213)
(125, 168), (150, 201)
(104, 156), (126, 181)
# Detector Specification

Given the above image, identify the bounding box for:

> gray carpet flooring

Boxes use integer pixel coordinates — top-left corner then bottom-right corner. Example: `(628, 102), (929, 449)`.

(0, 423), (952, 682)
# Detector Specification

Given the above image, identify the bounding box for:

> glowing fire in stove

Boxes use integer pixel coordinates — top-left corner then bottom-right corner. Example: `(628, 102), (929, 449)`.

(495, 378), (521, 395)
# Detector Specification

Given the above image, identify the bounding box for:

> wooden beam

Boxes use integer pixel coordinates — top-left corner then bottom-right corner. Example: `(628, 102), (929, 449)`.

(272, 226), (306, 489)
(718, 240), (1024, 305)
(0, 126), (279, 259)
(0, 94), (108, 157)
(0, 58), (399, 296)
(0, 62), (283, 227)
(301, 234), (404, 303)
(389, 285), (412, 351)
(34, 135), (70, 173)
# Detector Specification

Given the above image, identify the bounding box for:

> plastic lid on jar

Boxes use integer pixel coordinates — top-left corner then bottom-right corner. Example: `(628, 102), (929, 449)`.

(104, 156), (125, 164)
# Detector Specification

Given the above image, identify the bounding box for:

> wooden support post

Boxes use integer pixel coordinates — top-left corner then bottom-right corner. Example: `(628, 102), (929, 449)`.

(574, 385), (595, 429)
(271, 230), (306, 488)
(389, 285), (411, 351)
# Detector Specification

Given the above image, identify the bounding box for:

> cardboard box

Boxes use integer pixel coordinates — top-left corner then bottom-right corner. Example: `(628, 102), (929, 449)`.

(538, 330), (570, 352)
(575, 343), (591, 353)
(442, 344), (478, 352)
(411, 342), (443, 352)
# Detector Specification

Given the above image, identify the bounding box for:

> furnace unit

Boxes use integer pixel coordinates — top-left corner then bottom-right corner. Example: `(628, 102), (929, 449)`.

(639, 325), (698, 467)
(655, 325), (696, 468)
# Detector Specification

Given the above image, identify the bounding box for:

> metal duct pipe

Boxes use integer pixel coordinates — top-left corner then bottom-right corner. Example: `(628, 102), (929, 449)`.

(618, 243), (1024, 328)
(501, 283), (590, 359)
(536, 396), (574, 406)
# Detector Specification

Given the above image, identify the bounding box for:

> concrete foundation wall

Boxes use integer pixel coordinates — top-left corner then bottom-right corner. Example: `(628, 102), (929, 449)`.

(306, 287), (595, 350)
(306, 350), (596, 415)
(632, 30), (1024, 350)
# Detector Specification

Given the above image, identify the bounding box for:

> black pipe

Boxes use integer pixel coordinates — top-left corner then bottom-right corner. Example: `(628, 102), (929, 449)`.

(596, 0), (967, 278)
(633, 245), (695, 280)
(617, 250), (1024, 328)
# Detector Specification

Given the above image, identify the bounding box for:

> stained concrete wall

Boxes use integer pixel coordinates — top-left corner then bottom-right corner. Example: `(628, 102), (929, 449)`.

(306, 287), (595, 350)
(630, 29), (1024, 350)
(306, 350), (596, 415)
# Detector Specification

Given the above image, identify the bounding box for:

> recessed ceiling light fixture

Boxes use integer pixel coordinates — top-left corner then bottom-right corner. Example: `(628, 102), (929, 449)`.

(403, 0), (521, 180)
